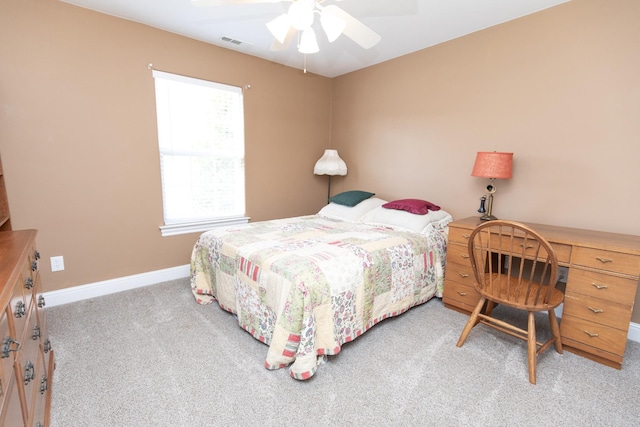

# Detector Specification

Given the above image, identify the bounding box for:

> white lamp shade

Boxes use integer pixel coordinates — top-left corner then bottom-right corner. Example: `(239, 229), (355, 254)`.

(298, 28), (319, 54)
(266, 14), (291, 44)
(288, 0), (314, 30)
(320, 11), (345, 42)
(314, 149), (347, 176)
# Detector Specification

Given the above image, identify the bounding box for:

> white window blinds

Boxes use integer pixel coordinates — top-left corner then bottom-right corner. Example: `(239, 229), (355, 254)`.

(152, 70), (247, 236)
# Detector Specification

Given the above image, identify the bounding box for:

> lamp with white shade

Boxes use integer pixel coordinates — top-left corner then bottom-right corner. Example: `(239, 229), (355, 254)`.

(314, 149), (347, 202)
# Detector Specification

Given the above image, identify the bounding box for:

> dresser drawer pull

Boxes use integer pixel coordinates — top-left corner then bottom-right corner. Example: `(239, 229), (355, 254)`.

(588, 307), (604, 314)
(2, 337), (21, 358)
(34, 250), (40, 260)
(43, 339), (52, 354)
(458, 272), (469, 278)
(24, 277), (34, 290)
(38, 295), (46, 308)
(460, 254), (470, 259)
(462, 234), (470, 239)
(595, 257), (613, 264)
(591, 283), (608, 290)
(457, 291), (467, 297)
(14, 300), (25, 318)
(520, 244), (534, 250)
(31, 260), (38, 272)
(32, 325), (41, 340)
(24, 361), (35, 385)
(583, 330), (599, 338)
(40, 375), (48, 395)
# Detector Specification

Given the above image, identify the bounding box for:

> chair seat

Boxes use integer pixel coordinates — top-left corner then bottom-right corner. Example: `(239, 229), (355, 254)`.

(479, 273), (564, 311)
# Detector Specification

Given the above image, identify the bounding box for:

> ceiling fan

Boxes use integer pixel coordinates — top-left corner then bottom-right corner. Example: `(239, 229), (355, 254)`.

(192, 0), (381, 54)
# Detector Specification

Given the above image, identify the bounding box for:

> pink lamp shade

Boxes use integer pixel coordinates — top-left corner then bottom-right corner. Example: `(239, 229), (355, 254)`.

(471, 152), (513, 179)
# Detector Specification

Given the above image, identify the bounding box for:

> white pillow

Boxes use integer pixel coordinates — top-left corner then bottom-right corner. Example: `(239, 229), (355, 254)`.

(360, 206), (453, 233)
(317, 197), (387, 222)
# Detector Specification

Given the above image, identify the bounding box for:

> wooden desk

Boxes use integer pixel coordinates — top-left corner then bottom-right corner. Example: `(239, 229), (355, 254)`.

(443, 216), (640, 369)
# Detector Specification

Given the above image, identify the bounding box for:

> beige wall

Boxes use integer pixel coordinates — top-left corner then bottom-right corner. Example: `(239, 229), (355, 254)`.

(332, 0), (640, 321)
(0, 0), (332, 292)
(1, 0), (639, 320)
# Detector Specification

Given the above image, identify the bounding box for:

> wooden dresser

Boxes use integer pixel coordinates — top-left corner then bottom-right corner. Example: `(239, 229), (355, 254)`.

(443, 216), (640, 369)
(0, 230), (54, 426)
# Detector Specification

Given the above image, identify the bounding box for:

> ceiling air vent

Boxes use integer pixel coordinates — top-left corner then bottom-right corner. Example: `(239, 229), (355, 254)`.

(221, 36), (245, 46)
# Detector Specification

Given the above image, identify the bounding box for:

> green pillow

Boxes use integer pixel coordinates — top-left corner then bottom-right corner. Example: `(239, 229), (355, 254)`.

(329, 190), (375, 207)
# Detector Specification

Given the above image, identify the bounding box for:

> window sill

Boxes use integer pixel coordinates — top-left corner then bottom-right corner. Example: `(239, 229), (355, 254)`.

(160, 216), (250, 237)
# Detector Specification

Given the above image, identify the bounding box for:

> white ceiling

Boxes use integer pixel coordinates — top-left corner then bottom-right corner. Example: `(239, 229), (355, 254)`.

(59, 0), (570, 78)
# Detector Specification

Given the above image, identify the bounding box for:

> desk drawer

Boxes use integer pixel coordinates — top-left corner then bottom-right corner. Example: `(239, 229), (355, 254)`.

(443, 280), (480, 307)
(448, 227), (473, 245)
(567, 268), (637, 305)
(560, 315), (627, 356)
(446, 243), (471, 266)
(572, 246), (640, 276)
(562, 293), (632, 331)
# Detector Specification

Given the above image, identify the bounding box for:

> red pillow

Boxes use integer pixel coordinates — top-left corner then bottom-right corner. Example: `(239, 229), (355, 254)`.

(382, 199), (441, 215)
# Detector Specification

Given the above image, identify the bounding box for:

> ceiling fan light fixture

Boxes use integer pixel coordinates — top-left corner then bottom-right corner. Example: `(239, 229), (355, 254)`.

(320, 11), (345, 42)
(266, 14), (291, 44)
(298, 28), (319, 54)
(288, 1), (314, 30)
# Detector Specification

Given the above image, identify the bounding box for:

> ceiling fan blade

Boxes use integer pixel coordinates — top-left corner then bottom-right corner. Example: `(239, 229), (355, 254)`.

(270, 27), (296, 51)
(323, 5), (381, 49)
(192, 0), (286, 7)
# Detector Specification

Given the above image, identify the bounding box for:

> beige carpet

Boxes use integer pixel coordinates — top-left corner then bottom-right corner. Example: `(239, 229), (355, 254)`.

(47, 278), (640, 426)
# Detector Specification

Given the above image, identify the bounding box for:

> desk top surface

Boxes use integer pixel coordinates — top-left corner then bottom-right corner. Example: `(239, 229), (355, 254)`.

(450, 217), (640, 255)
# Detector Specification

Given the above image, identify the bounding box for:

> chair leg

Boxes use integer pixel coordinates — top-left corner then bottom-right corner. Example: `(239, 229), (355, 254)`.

(457, 297), (486, 348)
(527, 311), (537, 385)
(548, 309), (563, 354)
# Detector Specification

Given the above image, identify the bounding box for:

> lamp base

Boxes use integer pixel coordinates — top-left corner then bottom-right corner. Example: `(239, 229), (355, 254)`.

(480, 214), (498, 221)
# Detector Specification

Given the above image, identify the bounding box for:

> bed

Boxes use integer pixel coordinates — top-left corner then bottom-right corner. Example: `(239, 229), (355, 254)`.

(190, 192), (452, 379)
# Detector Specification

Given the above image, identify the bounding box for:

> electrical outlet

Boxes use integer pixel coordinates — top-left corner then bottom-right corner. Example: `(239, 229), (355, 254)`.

(51, 256), (65, 272)
(557, 266), (568, 283)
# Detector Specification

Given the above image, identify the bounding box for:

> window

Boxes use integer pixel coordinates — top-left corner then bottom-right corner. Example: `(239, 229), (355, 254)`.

(152, 70), (248, 236)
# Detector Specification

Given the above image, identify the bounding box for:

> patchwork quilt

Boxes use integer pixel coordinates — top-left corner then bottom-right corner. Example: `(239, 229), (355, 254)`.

(190, 215), (448, 379)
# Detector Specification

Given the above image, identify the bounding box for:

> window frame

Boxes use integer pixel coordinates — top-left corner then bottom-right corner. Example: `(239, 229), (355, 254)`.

(152, 70), (249, 237)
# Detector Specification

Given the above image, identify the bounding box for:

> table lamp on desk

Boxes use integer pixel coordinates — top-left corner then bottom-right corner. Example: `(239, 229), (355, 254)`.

(471, 151), (513, 221)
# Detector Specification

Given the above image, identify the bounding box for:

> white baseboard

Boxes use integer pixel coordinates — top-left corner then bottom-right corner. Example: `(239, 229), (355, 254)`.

(43, 264), (190, 307)
(628, 321), (640, 343)
(42, 266), (640, 344)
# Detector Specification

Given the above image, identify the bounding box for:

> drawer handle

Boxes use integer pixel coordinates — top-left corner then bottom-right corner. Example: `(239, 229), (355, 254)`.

(32, 325), (41, 340)
(34, 250), (41, 260)
(588, 307), (604, 314)
(40, 375), (48, 395)
(14, 301), (26, 318)
(595, 257), (613, 264)
(591, 283), (608, 290)
(583, 330), (599, 338)
(43, 339), (52, 354)
(38, 295), (46, 308)
(462, 234), (470, 239)
(31, 260), (38, 272)
(520, 244), (534, 249)
(458, 272), (469, 278)
(2, 337), (21, 358)
(24, 277), (34, 290)
(24, 361), (35, 385)
(460, 254), (470, 259)
(457, 291), (467, 297)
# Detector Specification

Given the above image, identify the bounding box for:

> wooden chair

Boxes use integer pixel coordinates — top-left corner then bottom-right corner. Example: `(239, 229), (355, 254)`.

(456, 220), (564, 384)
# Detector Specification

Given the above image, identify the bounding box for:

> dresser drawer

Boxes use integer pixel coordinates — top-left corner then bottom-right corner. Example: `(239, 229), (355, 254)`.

(571, 246), (640, 276)
(560, 315), (627, 356)
(562, 293), (632, 331)
(566, 268), (637, 305)
(445, 259), (475, 284)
